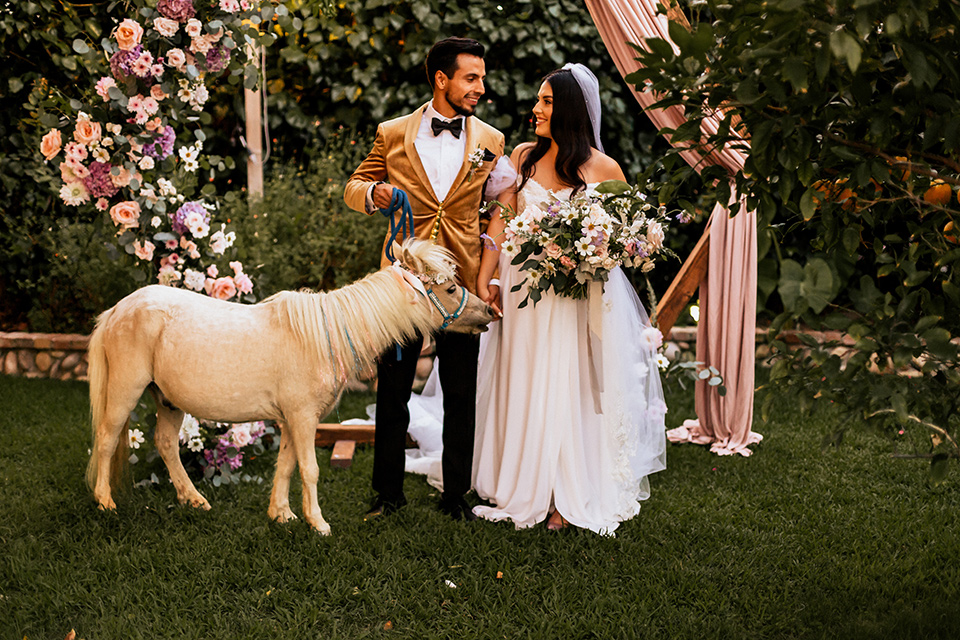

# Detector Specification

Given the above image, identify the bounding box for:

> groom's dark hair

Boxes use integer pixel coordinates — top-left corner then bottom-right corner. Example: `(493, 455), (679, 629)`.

(426, 37), (485, 88)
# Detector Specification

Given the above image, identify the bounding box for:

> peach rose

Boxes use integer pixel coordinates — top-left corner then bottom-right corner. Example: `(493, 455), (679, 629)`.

(40, 129), (63, 161)
(74, 120), (102, 146)
(115, 19), (144, 51)
(110, 166), (132, 188)
(153, 16), (179, 37)
(185, 19), (203, 38)
(133, 239), (155, 261)
(166, 48), (186, 68)
(205, 276), (237, 300)
(109, 200), (141, 229)
(150, 85), (167, 101)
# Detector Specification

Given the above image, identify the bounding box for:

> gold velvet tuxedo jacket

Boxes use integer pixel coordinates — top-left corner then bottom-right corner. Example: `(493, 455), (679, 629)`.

(344, 103), (505, 294)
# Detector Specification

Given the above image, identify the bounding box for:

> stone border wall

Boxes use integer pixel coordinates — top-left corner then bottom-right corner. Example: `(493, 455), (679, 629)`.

(0, 325), (757, 384)
(0, 332), (90, 380)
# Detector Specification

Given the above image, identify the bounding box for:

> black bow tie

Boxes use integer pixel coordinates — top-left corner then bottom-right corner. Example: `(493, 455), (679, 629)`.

(431, 117), (463, 139)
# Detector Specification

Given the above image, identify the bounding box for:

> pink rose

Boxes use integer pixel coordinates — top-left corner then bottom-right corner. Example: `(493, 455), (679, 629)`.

(114, 19), (144, 51)
(206, 265), (218, 278)
(560, 255), (576, 270)
(205, 276), (237, 300)
(40, 129), (62, 161)
(544, 242), (562, 259)
(153, 16), (179, 37)
(234, 272), (253, 294)
(133, 239), (155, 261)
(185, 19), (203, 38)
(109, 200), (141, 229)
(150, 85), (167, 101)
(230, 426), (252, 447)
(95, 77), (117, 101)
(74, 120), (102, 146)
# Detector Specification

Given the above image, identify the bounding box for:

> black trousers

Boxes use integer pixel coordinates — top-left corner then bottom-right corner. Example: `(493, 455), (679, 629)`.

(372, 331), (480, 502)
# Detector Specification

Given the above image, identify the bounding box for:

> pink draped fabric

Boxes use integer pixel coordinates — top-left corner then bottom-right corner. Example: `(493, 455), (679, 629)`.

(584, 0), (762, 455)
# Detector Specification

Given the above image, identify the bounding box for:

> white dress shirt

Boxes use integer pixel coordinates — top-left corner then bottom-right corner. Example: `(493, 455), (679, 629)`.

(366, 101), (517, 211)
(416, 101), (466, 202)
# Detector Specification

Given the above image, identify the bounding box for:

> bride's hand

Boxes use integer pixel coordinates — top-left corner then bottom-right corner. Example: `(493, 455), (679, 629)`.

(478, 282), (503, 320)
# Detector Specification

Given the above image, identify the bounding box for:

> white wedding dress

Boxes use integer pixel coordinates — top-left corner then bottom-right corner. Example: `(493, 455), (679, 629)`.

(400, 179), (667, 535)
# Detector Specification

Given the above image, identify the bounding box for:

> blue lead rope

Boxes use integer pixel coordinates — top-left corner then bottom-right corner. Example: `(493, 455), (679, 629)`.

(380, 188), (415, 263)
(379, 187), (415, 360)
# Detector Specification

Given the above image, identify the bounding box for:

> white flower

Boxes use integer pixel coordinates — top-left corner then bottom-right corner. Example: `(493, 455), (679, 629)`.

(138, 156), (155, 170)
(59, 181), (90, 206)
(185, 211), (210, 238)
(656, 353), (670, 370)
(128, 428), (145, 449)
(151, 216), (162, 228)
(501, 239), (518, 256)
(574, 238), (594, 256)
(157, 177), (177, 197)
(92, 147), (110, 162)
(209, 225), (236, 254)
(184, 268), (206, 291)
(179, 414), (201, 442)
(639, 326), (663, 351)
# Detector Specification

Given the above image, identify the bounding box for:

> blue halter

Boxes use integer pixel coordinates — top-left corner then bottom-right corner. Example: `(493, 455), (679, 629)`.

(428, 284), (469, 330)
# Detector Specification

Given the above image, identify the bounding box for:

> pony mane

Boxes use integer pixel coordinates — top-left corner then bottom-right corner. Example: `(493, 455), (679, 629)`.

(260, 239), (455, 384)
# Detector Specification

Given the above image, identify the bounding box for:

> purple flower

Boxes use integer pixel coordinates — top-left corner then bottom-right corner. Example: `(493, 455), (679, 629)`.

(170, 200), (208, 235)
(83, 162), (120, 198)
(157, 0), (196, 22)
(204, 45), (231, 73)
(143, 126), (176, 160)
(109, 45), (142, 80)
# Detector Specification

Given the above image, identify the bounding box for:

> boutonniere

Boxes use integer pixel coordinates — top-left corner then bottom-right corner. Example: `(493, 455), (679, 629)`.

(467, 146), (495, 182)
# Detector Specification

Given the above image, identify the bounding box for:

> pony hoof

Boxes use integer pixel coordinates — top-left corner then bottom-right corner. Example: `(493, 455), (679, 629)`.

(182, 496), (211, 510)
(96, 501), (117, 512)
(271, 510), (297, 524)
(316, 525), (332, 536)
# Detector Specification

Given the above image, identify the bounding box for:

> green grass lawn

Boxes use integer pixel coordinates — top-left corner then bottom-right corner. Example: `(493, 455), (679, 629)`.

(1, 373), (958, 639)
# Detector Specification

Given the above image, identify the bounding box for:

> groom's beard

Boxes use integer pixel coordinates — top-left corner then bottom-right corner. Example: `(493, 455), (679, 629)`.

(446, 90), (481, 117)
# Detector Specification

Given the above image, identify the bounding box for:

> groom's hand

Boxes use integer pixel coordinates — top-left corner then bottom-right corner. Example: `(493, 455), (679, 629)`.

(373, 183), (396, 210)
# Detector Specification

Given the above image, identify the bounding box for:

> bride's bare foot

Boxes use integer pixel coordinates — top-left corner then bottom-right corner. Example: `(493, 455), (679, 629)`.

(546, 510), (569, 531)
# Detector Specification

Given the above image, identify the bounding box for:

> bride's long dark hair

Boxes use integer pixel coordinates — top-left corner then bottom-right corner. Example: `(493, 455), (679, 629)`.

(517, 68), (597, 196)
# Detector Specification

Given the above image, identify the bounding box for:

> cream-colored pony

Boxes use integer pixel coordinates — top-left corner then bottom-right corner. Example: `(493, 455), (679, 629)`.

(86, 239), (494, 535)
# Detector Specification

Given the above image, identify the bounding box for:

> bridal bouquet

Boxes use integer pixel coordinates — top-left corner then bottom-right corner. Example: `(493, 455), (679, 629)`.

(499, 180), (675, 307)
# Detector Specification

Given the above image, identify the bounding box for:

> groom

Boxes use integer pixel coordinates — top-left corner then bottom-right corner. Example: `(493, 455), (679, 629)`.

(344, 37), (510, 521)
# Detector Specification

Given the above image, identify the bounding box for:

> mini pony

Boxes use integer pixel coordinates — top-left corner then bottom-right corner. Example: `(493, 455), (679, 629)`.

(86, 238), (494, 534)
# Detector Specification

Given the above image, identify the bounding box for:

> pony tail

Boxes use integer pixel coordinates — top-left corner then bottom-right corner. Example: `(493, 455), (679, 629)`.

(85, 307), (130, 496)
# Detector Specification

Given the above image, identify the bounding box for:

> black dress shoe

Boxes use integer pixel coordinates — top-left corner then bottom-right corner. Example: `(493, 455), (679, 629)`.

(438, 496), (478, 522)
(364, 495), (407, 521)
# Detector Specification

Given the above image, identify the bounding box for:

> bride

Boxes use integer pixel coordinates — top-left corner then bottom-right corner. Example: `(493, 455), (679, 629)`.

(471, 63), (667, 534)
(402, 64), (667, 534)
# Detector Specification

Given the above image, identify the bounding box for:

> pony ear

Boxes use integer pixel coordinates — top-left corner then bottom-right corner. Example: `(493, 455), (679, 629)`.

(390, 240), (404, 263)
(398, 239), (424, 273)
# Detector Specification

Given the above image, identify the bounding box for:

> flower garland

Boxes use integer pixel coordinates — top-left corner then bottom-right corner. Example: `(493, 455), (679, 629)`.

(38, 0), (274, 301)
